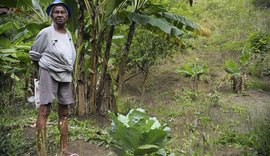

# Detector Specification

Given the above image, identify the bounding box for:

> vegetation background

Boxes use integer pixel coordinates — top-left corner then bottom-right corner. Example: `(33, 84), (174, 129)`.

(0, 0), (269, 155)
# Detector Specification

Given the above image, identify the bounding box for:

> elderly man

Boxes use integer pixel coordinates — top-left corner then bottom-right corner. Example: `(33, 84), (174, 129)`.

(29, 0), (78, 155)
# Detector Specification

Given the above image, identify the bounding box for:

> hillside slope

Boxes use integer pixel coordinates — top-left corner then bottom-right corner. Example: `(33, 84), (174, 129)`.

(122, 0), (270, 155)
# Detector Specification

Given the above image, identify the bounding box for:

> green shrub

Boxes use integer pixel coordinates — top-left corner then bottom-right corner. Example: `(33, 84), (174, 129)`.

(218, 119), (270, 155)
(0, 125), (15, 155)
(248, 33), (270, 77)
(108, 108), (173, 156)
(0, 124), (35, 155)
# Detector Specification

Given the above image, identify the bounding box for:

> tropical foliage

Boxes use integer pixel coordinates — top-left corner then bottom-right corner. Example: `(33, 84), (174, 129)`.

(0, 0), (270, 155)
(1, 0), (203, 116)
(109, 108), (172, 155)
(223, 33), (270, 93)
(176, 59), (208, 92)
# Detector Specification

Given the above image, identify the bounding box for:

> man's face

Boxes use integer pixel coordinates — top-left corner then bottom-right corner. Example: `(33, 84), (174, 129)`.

(51, 5), (68, 26)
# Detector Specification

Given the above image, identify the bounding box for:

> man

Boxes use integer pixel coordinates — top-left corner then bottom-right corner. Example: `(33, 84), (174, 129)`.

(29, 0), (78, 155)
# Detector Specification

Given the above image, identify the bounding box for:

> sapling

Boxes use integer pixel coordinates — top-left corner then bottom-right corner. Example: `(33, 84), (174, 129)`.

(176, 59), (208, 92)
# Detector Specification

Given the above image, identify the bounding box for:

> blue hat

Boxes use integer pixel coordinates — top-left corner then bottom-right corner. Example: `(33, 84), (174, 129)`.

(46, 0), (72, 17)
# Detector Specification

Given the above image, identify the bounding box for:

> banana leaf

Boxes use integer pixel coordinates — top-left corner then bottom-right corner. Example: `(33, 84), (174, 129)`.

(128, 12), (183, 37)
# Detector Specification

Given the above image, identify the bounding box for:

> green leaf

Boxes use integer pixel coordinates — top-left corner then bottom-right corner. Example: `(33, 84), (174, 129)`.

(13, 22), (49, 44)
(0, 48), (17, 53)
(0, 56), (19, 63)
(107, 15), (123, 26)
(0, 22), (14, 35)
(224, 60), (240, 75)
(0, 39), (11, 49)
(109, 124), (142, 150)
(11, 73), (20, 81)
(65, 0), (79, 32)
(16, 52), (31, 64)
(161, 12), (200, 31)
(240, 46), (251, 65)
(134, 144), (159, 155)
(176, 69), (192, 77)
(128, 13), (183, 37)
(103, 0), (126, 18)
(142, 129), (168, 145)
(143, 4), (167, 15)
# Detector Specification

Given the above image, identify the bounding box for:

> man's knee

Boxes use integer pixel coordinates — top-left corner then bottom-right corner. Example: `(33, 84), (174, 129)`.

(38, 104), (51, 117)
(58, 104), (69, 117)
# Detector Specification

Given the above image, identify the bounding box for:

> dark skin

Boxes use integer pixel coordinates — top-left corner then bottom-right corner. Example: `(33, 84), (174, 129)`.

(51, 5), (78, 156)
(51, 6), (76, 155)
(51, 5), (68, 34)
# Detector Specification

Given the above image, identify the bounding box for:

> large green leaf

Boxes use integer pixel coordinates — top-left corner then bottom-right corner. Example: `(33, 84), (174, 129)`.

(103, 0), (127, 18)
(134, 144), (159, 155)
(65, 0), (79, 32)
(107, 14), (123, 26)
(142, 129), (168, 145)
(16, 51), (31, 64)
(109, 113), (142, 150)
(12, 22), (49, 44)
(0, 22), (14, 35)
(142, 4), (167, 15)
(161, 12), (200, 31)
(0, 48), (17, 53)
(224, 60), (240, 75)
(0, 56), (19, 63)
(0, 39), (11, 49)
(128, 12), (183, 37)
(240, 46), (251, 65)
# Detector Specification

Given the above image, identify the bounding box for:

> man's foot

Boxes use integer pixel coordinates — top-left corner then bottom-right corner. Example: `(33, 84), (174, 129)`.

(62, 149), (79, 156)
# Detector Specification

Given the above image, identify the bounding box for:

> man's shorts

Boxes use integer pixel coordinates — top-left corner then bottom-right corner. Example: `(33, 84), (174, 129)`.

(39, 68), (74, 105)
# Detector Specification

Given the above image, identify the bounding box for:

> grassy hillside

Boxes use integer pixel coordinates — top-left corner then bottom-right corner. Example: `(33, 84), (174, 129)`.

(122, 0), (270, 155)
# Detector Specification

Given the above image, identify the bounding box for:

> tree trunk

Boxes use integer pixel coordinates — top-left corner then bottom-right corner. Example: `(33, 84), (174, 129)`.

(89, 5), (98, 113)
(96, 26), (117, 115)
(232, 73), (246, 93)
(75, 1), (87, 116)
(98, 74), (117, 116)
(117, 21), (137, 93)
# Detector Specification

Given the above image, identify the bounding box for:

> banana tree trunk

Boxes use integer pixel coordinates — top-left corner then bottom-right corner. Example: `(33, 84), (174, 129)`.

(117, 21), (137, 93)
(232, 73), (246, 93)
(96, 26), (117, 115)
(75, 0), (87, 116)
(89, 6), (98, 114)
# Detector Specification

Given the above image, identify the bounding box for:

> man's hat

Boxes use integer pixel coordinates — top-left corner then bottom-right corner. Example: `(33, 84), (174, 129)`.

(46, 0), (72, 17)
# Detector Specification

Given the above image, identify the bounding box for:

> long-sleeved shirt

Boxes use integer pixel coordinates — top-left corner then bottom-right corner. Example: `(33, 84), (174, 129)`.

(29, 25), (76, 82)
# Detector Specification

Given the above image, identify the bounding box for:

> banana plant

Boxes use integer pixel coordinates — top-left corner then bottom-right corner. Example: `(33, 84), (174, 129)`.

(176, 59), (208, 92)
(0, 0), (52, 104)
(0, 22), (33, 104)
(223, 46), (252, 93)
(77, 0), (127, 114)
